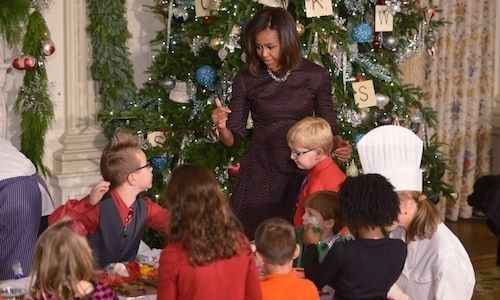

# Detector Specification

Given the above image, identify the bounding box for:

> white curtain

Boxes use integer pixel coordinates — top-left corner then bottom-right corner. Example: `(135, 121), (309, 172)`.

(402, 0), (496, 220)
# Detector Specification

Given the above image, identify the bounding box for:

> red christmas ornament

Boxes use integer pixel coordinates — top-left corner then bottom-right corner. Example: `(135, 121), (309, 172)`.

(202, 16), (213, 25)
(426, 7), (436, 22)
(22, 56), (37, 71)
(42, 39), (56, 56)
(355, 75), (365, 82)
(11, 56), (24, 70)
(372, 32), (382, 50)
(228, 163), (240, 177)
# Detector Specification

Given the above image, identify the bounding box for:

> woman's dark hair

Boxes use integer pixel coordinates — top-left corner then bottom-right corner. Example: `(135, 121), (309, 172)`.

(162, 164), (247, 266)
(339, 174), (400, 231)
(244, 7), (301, 76)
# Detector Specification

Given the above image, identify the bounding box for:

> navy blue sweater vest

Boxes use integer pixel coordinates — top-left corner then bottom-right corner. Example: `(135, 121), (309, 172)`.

(88, 193), (147, 267)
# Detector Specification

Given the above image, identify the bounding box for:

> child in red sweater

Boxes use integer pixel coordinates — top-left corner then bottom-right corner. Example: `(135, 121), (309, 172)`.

(157, 165), (261, 300)
(287, 117), (346, 227)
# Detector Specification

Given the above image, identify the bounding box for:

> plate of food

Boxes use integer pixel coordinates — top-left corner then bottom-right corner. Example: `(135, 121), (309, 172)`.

(101, 261), (157, 300)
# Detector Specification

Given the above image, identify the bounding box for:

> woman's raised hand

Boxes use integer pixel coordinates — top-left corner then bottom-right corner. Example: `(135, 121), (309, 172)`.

(211, 98), (231, 130)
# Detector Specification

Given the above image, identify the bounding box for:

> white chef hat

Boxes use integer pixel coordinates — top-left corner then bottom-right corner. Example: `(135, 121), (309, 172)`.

(357, 125), (424, 192)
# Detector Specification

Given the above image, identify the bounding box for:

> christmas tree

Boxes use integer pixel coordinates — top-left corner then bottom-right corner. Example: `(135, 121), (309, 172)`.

(97, 0), (449, 244)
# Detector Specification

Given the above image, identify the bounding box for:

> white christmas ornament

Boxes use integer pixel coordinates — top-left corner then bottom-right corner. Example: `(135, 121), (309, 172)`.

(218, 48), (228, 60)
(346, 160), (359, 176)
(169, 80), (190, 103)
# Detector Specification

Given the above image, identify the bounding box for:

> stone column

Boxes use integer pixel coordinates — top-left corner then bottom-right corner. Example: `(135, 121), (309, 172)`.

(50, 0), (107, 205)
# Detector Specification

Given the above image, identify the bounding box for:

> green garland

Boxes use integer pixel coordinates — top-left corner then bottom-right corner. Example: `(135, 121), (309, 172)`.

(0, 0), (31, 46)
(87, 0), (137, 137)
(15, 11), (54, 176)
(0, 1), (54, 176)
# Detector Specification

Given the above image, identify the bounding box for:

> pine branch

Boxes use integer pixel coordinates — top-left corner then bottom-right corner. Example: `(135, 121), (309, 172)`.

(14, 10), (54, 176)
(87, 0), (137, 116)
(0, 0), (31, 46)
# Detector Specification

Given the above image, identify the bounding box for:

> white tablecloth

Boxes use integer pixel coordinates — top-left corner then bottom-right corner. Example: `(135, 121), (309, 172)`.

(0, 277), (30, 289)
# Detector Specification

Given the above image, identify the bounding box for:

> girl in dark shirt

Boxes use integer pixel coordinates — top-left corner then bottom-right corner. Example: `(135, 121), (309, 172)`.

(303, 174), (407, 300)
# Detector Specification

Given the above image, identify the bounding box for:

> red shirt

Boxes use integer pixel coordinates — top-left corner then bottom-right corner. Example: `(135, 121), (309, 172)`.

(157, 240), (262, 300)
(292, 157), (345, 226)
(48, 190), (168, 234)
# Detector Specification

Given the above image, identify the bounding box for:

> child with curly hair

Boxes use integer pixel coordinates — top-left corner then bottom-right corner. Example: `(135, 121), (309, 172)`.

(157, 164), (261, 300)
(29, 219), (118, 300)
(303, 174), (407, 299)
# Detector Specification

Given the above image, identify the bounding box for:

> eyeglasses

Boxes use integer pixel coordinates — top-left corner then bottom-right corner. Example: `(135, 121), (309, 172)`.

(291, 149), (315, 158)
(134, 161), (152, 171)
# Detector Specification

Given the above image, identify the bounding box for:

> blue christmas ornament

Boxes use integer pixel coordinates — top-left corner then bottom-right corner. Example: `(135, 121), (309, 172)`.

(195, 65), (217, 88)
(351, 23), (373, 43)
(354, 133), (365, 145)
(150, 156), (169, 170)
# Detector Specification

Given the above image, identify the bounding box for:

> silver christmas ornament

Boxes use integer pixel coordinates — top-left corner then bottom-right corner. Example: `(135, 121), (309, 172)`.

(377, 113), (393, 125)
(172, 7), (189, 23)
(382, 34), (399, 51)
(158, 78), (175, 91)
(375, 93), (390, 109)
(360, 108), (373, 125)
(218, 48), (228, 61)
(296, 22), (305, 37)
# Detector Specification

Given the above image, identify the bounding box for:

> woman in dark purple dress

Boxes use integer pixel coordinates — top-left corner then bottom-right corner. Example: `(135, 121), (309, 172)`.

(212, 7), (351, 238)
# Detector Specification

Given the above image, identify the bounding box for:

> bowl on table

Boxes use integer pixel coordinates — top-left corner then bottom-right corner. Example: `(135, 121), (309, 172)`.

(0, 287), (27, 299)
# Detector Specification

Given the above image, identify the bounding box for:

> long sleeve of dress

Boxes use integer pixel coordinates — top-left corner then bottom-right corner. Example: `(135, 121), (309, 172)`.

(313, 68), (340, 136)
(227, 72), (250, 147)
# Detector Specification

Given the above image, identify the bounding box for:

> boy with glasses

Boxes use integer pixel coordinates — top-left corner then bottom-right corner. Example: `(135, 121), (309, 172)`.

(49, 129), (168, 266)
(286, 117), (345, 227)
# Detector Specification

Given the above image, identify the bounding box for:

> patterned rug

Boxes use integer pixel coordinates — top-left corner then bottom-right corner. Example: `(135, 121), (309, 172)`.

(473, 264), (500, 300)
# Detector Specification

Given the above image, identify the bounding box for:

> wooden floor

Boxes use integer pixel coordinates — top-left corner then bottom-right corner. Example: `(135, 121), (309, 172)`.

(446, 217), (499, 299)
(446, 217), (498, 267)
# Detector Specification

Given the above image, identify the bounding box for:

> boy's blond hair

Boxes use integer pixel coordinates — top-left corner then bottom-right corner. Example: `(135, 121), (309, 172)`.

(100, 128), (144, 188)
(286, 117), (334, 153)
